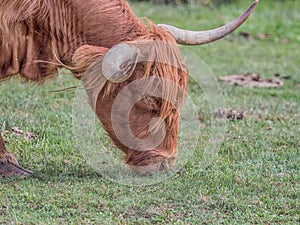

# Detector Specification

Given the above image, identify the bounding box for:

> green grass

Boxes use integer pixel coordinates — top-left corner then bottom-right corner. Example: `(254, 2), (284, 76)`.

(1, 0), (299, 224)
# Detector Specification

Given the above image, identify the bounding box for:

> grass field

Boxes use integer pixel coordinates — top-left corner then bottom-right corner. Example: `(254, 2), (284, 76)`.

(1, 0), (299, 224)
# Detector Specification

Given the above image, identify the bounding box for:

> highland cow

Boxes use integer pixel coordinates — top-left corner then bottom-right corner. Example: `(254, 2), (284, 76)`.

(0, 0), (258, 177)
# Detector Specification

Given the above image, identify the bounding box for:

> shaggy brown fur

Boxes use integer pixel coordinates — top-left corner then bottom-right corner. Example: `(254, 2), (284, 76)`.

(0, 0), (145, 81)
(0, 0), (188, 173)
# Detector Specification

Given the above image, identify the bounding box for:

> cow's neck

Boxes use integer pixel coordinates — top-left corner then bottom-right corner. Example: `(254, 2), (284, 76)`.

(0, 0), (146, 82)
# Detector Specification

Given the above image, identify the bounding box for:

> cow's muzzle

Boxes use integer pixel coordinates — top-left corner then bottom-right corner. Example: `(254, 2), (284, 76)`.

(130, 150), (178, 176)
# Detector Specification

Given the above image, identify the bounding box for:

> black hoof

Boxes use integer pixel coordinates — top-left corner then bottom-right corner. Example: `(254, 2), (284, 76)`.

(0, 162), (33, 178)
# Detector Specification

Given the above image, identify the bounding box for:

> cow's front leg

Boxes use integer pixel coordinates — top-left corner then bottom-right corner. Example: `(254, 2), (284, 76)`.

(0, 134), (33, 178)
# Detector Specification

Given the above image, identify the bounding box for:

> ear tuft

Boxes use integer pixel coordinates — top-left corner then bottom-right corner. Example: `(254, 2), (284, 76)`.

(72, 45), (109, 78)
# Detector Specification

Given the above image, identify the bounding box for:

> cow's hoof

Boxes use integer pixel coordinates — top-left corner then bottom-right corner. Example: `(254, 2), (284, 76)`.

(0, 162), (33, 178)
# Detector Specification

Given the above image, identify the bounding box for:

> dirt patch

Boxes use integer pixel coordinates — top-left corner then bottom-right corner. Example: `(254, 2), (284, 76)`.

(2, 127), (38, 140)
(218, 73), (283, 88)
(214, 108), (246, 121)
(238, 32), (291, 44)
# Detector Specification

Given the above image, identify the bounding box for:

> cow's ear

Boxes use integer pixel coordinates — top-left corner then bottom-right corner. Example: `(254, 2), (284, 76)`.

(102, 44), (140, 83)
(72, 45), (109, 78)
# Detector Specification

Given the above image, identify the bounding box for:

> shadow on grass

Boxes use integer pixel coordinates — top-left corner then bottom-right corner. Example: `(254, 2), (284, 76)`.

(1, 163), (104, 184)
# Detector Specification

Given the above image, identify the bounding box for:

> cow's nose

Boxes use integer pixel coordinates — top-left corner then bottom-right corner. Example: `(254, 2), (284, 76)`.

(159, 159), (170, 171)
(159, 150), (178, 171)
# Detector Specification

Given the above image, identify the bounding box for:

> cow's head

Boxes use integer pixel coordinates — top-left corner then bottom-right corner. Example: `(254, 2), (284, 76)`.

(72, 1), (258, 174)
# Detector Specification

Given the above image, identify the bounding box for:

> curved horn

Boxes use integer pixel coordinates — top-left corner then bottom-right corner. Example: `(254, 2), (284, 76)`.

(102, 44), (140, 83)
(157, 0), (259, 45)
